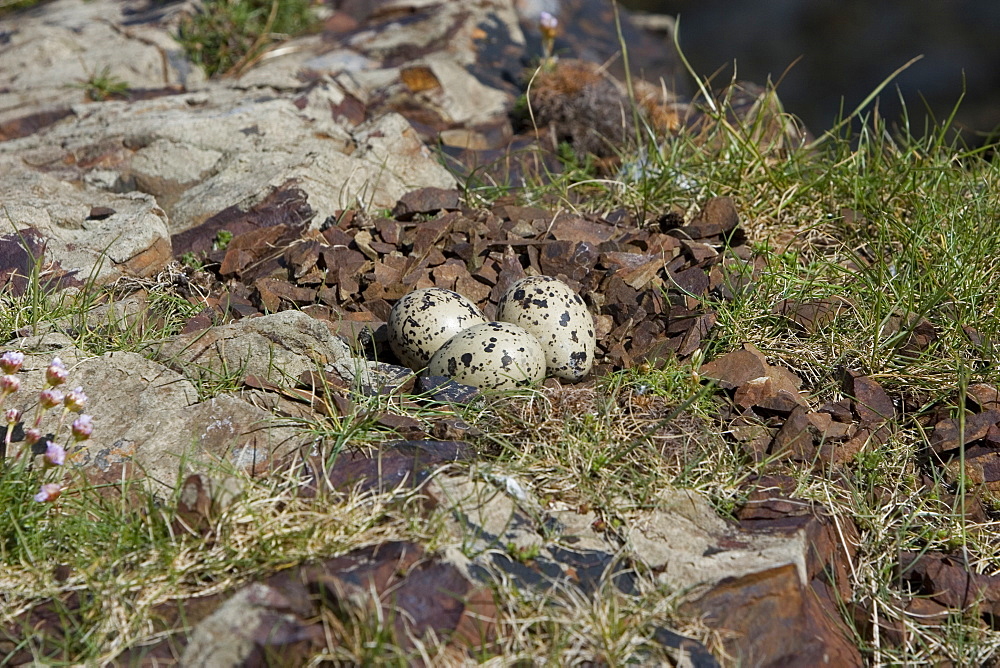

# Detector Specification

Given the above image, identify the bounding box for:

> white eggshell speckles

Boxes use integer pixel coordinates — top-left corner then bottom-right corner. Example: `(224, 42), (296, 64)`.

(427, 322), (546, 390)
(388, 288), (488, 370)
(497, 276), (595, 382)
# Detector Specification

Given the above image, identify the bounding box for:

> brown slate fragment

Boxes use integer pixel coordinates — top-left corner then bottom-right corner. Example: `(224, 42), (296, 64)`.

(737, 488), (860, 602)
(549, 216), (617, 245)
(734, 475), (804, 519)
(416, 375), (480, 404)
(734, 376), (807, 416)
(319, 246), (367, 281)
(375, 217), (401, 245)
(841, 371), (895, 426)
(285, 239), (323, 278)
(818, 400), (853, 423)
(646, 232), (681, 257)
(968, 383), (1000, 412)
(771, 406), (827, 460)
(682, 562), (861, 668)
(430, 417), (482, 440)
(411, 215), (454, 255)
(770, 407), (855, 466)
(900, 551), (1000, 618)
(0, 108), (74, 141)
(600, 250), (654, 272)
(374, 413), (426, 439)
(181, 309), (216, 334)
(253, 278), (316, 311)
(300, 442), (475, 496)
(454, 272), (491, 304)
(539, 240), (599, 282)
(699, 346), (770, 390)
(321, 224), (354, 247)
(306, 541), (496, 651)
(217, 225), (290, 276)
(669, 265), (710, 301)
(329, 92), (366, 126)
(492, 204), (549, 223)
(431, 259), (467, 291)
(681, 196), (740, 239)
(902, 316), (938, 354)
(86, 206), (116, 220)
(391, 187), (461, 221)
(116, 538), (495, 663)
(619, 255), (664, 290)
(946, 448), (1000, 498)
(675, 312), (716, 358)
(337, 268), (360, 300)
(172, 473), (240, 537)
(930, 409), (1000, 454)
(679, 239), (718, 264)
(171, 184), (313, 257)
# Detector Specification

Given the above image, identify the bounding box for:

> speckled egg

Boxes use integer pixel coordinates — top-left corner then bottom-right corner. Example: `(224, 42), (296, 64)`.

(388, 288), (488, 370)
(426, 322), (546, 390)
(497, 276), (595, 382)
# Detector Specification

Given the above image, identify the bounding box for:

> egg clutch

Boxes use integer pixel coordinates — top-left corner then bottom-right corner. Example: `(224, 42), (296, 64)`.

(388, 277), (596, 390)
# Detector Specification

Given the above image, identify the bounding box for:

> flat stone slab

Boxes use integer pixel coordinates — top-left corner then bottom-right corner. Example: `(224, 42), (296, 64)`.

(0, 0), (204, 129)
(0, 161), (172, 286)
(1, 346), (307, 496)
(150, 310), (355, 387)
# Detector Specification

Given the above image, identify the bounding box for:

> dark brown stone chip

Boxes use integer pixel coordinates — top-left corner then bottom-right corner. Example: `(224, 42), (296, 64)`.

(391, 187), (462, 221)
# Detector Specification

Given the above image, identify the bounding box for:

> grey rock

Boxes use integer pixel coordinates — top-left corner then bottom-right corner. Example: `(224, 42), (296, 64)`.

(625, 489), (809, 595)
(7, 331), (78, 352)
(429, 469), (816, 599)
(1, 348), (307, 496)
(0, 0), (205, 127)
(1, 85), (455, 232)
(151, 310), (355, 387)
(0, 162), (172, 285)
(180, 583), (317, 667)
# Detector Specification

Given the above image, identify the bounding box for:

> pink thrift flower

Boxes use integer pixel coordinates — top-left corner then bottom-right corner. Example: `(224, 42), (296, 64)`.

(63, 387), (87, 412)
(45, 357), (68, 386)
(34, 483), (62, 503)
(540, 11), (559, 38)
(4, 408), (20, 425)
(24, 428), (42, 445)
(44, 441), (65, 467)
(0, 351), (24, 374)
(0, 375), (20, 395)
(38, 388), (64, 410)
(71, 415), (93, 441)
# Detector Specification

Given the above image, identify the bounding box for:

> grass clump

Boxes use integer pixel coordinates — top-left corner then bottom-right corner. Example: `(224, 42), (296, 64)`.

(178, 0), (318, 78)
(72, 66), (130, 102)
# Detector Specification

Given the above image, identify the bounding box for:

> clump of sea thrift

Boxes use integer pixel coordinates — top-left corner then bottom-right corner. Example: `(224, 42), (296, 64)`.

(0, 353), (94, 504)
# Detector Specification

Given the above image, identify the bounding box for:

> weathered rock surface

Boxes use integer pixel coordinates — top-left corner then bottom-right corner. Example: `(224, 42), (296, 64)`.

(151, 309), (354, 387)
(122, 541), (496, 665)
(0, 0), (203, 129)
(0, 86), (456, 232)
(0, 161), (172, 286)
(179, 583), (323, 666)
(423, 468), (859, 666)
(2, 347), (308, 495)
